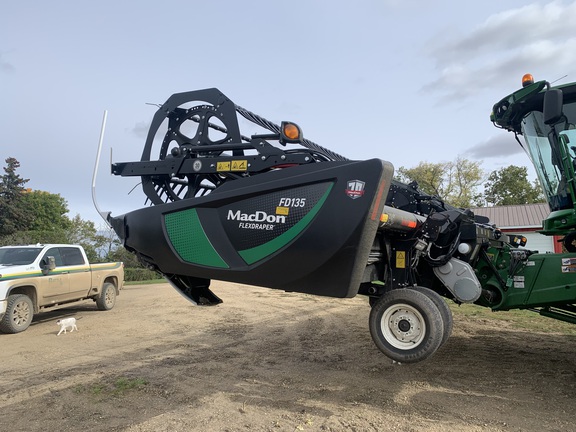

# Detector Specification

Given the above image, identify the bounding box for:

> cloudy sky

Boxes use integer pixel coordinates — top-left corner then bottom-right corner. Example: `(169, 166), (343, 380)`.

(2, 0), (576, 224)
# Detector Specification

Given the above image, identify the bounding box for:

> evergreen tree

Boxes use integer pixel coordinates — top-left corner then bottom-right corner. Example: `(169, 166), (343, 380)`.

(0, 157), (32, 236)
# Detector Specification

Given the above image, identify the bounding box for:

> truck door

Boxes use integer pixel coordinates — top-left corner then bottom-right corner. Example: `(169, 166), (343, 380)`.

(37, 247), (70, 304)
(61, 247), (92, 298)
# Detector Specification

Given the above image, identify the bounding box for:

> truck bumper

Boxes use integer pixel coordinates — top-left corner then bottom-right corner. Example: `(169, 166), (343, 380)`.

(0, 299), (6, 317)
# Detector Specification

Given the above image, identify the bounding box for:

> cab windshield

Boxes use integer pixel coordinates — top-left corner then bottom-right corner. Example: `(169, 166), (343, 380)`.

(521, 100), (576, 211)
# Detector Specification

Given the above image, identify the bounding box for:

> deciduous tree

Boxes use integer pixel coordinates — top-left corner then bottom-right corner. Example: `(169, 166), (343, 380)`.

(483, 165), (544, 206)
(396, 157), (484, 208)
(66, 215), (108, 262)
(21, 190), (71, 232)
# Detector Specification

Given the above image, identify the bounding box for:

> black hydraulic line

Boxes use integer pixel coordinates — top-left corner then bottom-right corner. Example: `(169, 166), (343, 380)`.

(479, 248), (508, 291)
(425, 232), (461, 267)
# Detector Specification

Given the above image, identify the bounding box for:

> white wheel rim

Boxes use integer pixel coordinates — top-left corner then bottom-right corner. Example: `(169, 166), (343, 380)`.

(105, 289), (115, 307)
(380, 303), (426, 350)
(14, 300), (31, 326)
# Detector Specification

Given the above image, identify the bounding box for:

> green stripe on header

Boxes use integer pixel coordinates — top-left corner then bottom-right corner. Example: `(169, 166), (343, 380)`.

(239, 183), (333, 265)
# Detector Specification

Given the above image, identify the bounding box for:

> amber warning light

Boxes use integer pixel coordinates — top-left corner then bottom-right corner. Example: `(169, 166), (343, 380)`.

(522, 73), (535, 87)
(280, 121), (302, 144)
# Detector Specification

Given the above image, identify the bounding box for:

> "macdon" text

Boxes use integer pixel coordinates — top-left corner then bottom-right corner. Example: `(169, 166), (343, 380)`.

(227, 210), (286, 224)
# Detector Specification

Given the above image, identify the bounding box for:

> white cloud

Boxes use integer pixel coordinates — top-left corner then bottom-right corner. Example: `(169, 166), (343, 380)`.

(0, 52), (14, 73)
(467, 134), (524, 159)
(443, 2), (574, 57)
(425, 1), (576, 100)
(132, 121), (150, 139)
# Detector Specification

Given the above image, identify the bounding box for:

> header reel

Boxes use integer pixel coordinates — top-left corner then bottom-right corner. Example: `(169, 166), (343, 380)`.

(112, 88), (347, 205)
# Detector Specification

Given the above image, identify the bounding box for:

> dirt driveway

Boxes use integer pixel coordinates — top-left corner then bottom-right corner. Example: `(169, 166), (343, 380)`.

(1, 281), (575, 432)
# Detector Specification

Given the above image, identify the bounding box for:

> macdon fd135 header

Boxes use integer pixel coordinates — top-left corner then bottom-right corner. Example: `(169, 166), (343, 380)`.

(99, 80), (576, 364)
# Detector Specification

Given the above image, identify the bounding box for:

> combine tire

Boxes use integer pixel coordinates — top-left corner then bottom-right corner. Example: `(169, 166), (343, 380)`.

(369, 289), (443, 363)
(0, 294), (34, 334)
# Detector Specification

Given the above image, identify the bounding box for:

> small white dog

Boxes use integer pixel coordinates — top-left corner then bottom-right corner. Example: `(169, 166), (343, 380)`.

(56, 317), (79, 336)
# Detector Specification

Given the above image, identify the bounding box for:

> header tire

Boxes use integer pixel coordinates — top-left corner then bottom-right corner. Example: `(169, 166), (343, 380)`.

(369, 289), (444, 363)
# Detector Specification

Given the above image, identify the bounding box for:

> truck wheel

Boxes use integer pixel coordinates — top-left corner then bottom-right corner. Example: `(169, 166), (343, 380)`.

(369, 289), (444, 363)
(0, 294), (34, 334)
(96, 283), (116, 311)
(411, 286), (453, 347)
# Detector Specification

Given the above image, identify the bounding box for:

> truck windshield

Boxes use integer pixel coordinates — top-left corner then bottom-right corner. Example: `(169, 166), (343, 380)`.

(521, 100), (576, 211)
(0, 247), (43, 265)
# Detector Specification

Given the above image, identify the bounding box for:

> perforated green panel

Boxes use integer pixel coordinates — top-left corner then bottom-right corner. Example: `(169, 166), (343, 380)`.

(164, 209), (228, 268)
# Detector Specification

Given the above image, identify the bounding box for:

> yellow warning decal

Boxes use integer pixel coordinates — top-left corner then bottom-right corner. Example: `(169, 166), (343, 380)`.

(217, 161), (231, 172)
(276, 206), (289, 216)
(231, 160), (248, 171)
(396, 251), (406, 269)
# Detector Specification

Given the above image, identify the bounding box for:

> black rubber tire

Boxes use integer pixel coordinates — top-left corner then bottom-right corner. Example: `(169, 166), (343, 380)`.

(0, 294), (34, 334)
(96, 282), (116, 311)
(369, 289), (444, 363)
(411, 286), (453, 347)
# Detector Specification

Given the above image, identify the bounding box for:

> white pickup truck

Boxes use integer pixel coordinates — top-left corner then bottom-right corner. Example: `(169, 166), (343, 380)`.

(0, 244), (124, 333)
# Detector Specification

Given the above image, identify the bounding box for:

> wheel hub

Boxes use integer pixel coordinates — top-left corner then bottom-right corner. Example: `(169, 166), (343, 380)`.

(397, 318), (411, 333)
(391, 312), (419, 341)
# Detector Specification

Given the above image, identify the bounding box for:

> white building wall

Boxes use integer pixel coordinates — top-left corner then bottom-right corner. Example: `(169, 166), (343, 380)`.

(507, 231), (555, 253)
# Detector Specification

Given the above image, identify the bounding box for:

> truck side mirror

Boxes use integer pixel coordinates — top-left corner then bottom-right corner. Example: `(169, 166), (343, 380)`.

(41, 256), (56, 275)
(543, 89), (563, 125)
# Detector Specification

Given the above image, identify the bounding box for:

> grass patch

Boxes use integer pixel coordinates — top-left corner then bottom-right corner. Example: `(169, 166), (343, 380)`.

(449, 302), (576, 336)
(114, 377), (148, 392)
(90, 383), (107, 395)
(75, 376), (149, 397)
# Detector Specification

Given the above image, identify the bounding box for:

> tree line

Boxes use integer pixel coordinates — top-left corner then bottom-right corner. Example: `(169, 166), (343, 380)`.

(0, 157), (146, 274)
(396, 157), (543, 208)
